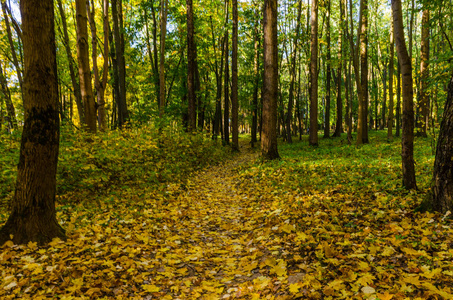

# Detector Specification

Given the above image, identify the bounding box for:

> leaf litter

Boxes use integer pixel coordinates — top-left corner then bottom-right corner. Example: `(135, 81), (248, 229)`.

(1, 134), (453, 299)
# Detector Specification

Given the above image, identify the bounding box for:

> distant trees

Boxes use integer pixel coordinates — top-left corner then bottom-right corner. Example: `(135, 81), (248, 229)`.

(0, 0), (65, 245)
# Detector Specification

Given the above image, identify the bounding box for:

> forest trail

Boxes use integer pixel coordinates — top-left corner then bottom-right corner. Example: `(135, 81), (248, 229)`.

(157, 143), (294, 298)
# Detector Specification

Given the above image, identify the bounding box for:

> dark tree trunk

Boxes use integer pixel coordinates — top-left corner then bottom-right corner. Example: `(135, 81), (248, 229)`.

(323, 0), (331, 139)
(416, 9), (429, 137)
(211, 18), (224, 139)
(0, 61), (17, 130)
(360, 0), (369, 143)
(333, 0), (344, 138)
(1, 1), (23, 101)
(112, 0), (129, 128)
(286, 0), (302, 143)
(380, 60), (387, 130)
(251, 18), (260, 147)
(261, 0), (279, 159)
(432, 74), (453, 212)
(159, 0), (168, 117)
(392, 0), (416, 190)
(223, 0), (230, 143)
(309, 0), (318, 146)
(57, 0), (84, 125)
(187, 0), (196, 131)
(231, 0), (239, 151)
(76, 0), (96, 132)
(0, 0), (66, 245)
(387, 22), (394, 142)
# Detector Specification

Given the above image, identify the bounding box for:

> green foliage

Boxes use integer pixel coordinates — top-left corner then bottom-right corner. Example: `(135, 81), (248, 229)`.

(0, 123), (229, 208)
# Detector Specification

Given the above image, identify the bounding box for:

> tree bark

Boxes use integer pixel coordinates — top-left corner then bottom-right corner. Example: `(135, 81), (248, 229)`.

(159, 0), (168, 117)
(387, 22), (394, 142)
(309, 0), (318, 146)
(210, 17), (224, 139)
(261, 0), (279, 159)
(0, 61), (17, 130)
(223, 0), (230, 143)
(87, 0), (109, 131)
(359, 0), (369, 143)
(286, 0), (302, 143)
(333, 0), (344, 138)
(416, 9), (429, 137)
(432, 74), (453, 212)
(251, 15), (260, 147)
(57, 0), (85, 125)
(0, 0), (66, 245)
(76, 0), (97, 132)
(392, 0), (416, 190)
(323, 0), (331, 139)
(112, 0), (129, 128)
(231, 0), (239, 151)
(186, 0), (196, 131)
(1, 1), (23, 101)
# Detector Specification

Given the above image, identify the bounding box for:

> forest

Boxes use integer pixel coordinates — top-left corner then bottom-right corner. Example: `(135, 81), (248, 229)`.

(1, 0), (453, 298)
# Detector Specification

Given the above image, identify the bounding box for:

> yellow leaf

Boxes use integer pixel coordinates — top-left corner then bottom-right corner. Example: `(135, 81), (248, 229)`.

(270, 260), (287, 277)
(289, 283), (300, 294)
(142, 284), (160, 293)
(280, 223), (295, 233)
(377, 292), (394, 300)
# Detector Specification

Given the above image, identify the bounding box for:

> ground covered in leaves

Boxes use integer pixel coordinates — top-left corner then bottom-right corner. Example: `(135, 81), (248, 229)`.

(1, 129), (453, 299)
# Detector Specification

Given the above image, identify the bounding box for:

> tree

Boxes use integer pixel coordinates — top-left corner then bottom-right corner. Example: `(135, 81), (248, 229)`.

(392, 0), (416, 190)
(432, 74), (453, 212)
(187, 0), (196, 131)
(76, 0), (96, 132)
(0, 61), (17, 130)
(286, 0), (302, 143)
(57, 0), (84, 125)
(333, 0), (344, 138)
(309, 0), (318, 146)
(387, 22), (394, 142)
(0, 0), (66, 245)
(359, 0), (369, 144)
(159, 0), (168, 117)
(112, 0), (129, 128)
(416, 9), (429, 137)
(231, 0), (239, 151)
(87, 0), (109, 131)
(323, 0), (331, 139)
(223, 0), (230, 143)
(261, 0), (279, 159)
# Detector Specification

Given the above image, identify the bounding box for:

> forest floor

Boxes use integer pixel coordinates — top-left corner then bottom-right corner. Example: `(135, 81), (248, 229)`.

(1, 130), (453, 299)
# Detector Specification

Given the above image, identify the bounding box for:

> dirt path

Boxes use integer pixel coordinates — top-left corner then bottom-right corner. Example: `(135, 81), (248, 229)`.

(151, 144), (298, 299)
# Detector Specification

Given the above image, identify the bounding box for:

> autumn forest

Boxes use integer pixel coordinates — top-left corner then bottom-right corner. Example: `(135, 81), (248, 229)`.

(1, 0), (453, 298)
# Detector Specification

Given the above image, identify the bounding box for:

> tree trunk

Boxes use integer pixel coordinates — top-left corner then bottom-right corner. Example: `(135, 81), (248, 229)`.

(323, 0), (331, 139)
(432, 74), (453, 212)
(380, 60), (387, 130)
(159, 0), (168, 117)
(231, 0), (239, 150)
(76, 0), (97, 132)
(416, 9), (429, 137)
(396, 60), (401, 137)
(186, 0), (196, 131)
(387, 22), (394, 142)
(359, 0), (369, 143)
(261, 0), (279, 159)
(112, 0), (129, 128)
(223, 0), (230, 143)
(309, 0), (318, 146)
(211, 17), (224, 140)
(333, 0), (344, 138)
(251, 17), (260, 147)
(87, 0), (109, 132)
(392, 0), (416, 190)
(0, 0), (66, 245)
(57, 0), (85, 125)
(1, 1), (23, 102)
(0, 61), (17, 130)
